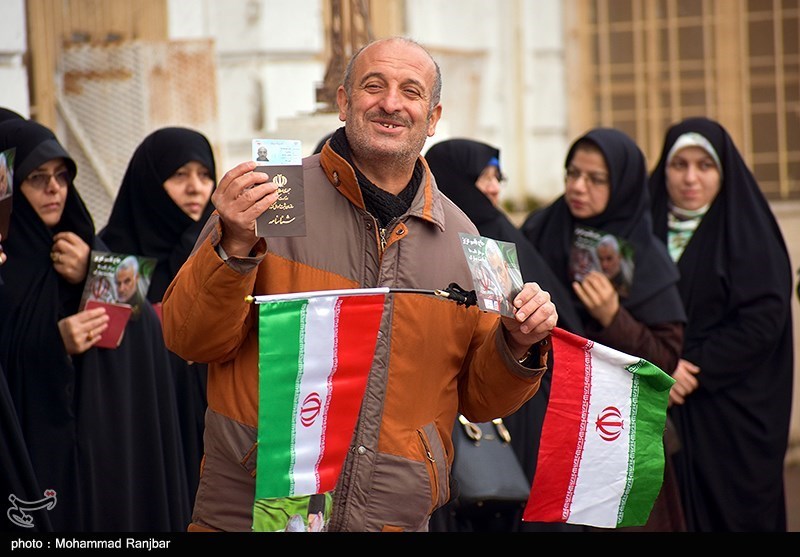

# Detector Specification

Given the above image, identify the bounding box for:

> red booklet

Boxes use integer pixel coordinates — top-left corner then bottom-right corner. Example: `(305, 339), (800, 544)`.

(85, 299), (133, 349)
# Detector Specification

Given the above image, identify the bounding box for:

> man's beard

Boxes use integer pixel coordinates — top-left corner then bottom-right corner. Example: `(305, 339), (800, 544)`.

(345, 108), (431, 166)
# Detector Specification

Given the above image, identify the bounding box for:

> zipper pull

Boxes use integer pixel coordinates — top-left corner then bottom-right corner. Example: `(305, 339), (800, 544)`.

(379, 227), (387, 252)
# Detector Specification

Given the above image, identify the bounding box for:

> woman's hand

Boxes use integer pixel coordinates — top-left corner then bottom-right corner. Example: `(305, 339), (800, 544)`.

(668, 358), (700, 406)
(58, 306), (110, 355)
(572, 270), (619, 327)
(51, 231), (90, 285)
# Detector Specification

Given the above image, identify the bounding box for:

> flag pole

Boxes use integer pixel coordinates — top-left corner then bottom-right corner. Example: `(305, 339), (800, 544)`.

(245, 283), (477, 308)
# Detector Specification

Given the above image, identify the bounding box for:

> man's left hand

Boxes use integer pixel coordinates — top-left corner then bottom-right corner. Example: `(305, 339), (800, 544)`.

(501, 282), (558, 360)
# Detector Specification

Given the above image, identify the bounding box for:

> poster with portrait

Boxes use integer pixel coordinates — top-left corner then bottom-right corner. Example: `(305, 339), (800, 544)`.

(79, 251), (157, 311)
(252, 138), (306, 238)
(570, 225), (634, 298)
(459, 233), (523, 318)
(78, 251), (157, 347)
(0, 147), (15, 239)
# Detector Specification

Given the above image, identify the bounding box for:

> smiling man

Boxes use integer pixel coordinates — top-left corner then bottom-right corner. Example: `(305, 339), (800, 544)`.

(162, 36), (559, 532)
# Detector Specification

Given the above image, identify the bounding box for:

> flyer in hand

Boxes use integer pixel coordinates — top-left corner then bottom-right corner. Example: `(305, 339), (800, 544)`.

(79, 251), (157, 347)
(253, 138), (305, 238)
(570, 225), (634, 298)
(459, 233), (523, 318)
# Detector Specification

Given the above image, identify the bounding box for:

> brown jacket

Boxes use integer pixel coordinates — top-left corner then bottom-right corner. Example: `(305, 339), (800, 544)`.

(162, 147), (548, 532)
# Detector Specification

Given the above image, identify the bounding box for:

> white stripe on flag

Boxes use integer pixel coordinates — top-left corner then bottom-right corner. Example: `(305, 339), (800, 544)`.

(566, 342), (637, 527)
(291, 296), (337, 495)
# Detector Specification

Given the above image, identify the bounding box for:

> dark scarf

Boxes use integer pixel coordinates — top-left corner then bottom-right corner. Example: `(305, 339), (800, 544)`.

(99, 127), (216, 302)
(328, 127), (423, 227)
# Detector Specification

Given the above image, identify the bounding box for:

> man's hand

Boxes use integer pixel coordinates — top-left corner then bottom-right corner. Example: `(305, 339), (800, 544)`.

(212, 161), (281, 257)
(501, 282), (558, 360)
(51, 231), (90, 285)
(572, 270), (619, 327)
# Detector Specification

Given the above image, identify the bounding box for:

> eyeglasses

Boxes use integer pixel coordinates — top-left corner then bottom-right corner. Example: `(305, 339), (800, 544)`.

(565, 167), (609, 187)
(24, 170), (70, 190)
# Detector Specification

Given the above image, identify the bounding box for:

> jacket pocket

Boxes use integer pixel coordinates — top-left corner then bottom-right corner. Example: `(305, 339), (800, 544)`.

(417, 422), (449, 512)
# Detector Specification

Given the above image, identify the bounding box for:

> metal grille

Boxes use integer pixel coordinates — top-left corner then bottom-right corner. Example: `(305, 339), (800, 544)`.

(56, 39), (220, 229)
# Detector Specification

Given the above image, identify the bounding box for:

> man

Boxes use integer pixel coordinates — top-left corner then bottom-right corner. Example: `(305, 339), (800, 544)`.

(162, 36), (558, 532)
(596, 234), (632, 298)
(114, 255), (142, 306)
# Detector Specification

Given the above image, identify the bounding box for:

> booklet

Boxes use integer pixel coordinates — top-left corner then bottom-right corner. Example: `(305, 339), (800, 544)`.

(252, 139), (305, 238)
(79, 250), (157, 312)
(0, 147), (15, 240)
(459, 233), (523, 318)
(85, 299), (133, 349)
(570, 225), (634, 298)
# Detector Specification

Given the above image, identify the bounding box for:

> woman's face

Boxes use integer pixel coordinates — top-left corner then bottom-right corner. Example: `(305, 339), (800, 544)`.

(564, 147), (610, 219)
(665, 146), (722, 211)
(475, 165), (503, 206)
(163, 161), (214, 221)
(20, 158), (70, 228)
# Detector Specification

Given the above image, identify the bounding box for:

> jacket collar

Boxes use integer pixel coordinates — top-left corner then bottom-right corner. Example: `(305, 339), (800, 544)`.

(318, 142), (446, 232)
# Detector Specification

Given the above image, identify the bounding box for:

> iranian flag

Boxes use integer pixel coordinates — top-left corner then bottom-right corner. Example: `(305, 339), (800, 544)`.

(523, 327), (675, 529)
(253, 289), (386, 527)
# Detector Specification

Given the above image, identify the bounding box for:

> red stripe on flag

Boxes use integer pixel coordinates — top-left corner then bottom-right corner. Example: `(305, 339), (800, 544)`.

(315, 294), (385, 492)
(524, 327), (590, 522)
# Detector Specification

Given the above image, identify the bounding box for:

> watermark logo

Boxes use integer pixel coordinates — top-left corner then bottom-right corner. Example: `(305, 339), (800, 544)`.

(7, 489), (57, 528)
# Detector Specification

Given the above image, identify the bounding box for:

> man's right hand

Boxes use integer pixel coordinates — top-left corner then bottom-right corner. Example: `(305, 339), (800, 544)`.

(212, 161), (279, 257)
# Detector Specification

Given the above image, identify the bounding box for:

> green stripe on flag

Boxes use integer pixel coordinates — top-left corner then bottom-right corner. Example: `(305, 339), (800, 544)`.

(257, 298), (308, 499)
(617, 358), (674, 527)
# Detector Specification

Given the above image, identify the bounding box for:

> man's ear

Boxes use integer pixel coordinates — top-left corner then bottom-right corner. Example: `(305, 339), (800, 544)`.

(336, 86), (348, 122)
(427, 104), (442, 137)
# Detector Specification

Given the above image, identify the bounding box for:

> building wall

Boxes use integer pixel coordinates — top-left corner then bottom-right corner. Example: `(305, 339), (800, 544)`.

(0, 0), (30, 117)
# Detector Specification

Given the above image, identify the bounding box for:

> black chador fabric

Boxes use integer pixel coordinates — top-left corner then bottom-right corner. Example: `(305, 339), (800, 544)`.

(649, 117), (793, 532)
(0, 120), (90, 531)
(425, 138), (585, 532)
(99, 126), (216, 513)
(0, 120), (191, 531)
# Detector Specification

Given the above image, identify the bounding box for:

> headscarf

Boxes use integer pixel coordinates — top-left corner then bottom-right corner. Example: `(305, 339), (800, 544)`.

(649, 117), (789, 281)
(0, 119), (92, 530)
(0, 107), (25, 123)
(425, 138), (502, 226)
(521, 127), (685, 325)
(99, 127), (216, 301)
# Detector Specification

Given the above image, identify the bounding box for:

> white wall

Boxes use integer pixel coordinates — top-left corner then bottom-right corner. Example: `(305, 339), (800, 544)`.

(408, 0), (567, 207)
(168, 0), (326, 169)
(0, 0), (30, 117)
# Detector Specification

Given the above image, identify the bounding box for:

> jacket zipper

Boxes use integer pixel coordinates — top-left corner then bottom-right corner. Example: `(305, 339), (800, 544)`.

(379, 226), (387, 254)
(416, 429), (439, 509)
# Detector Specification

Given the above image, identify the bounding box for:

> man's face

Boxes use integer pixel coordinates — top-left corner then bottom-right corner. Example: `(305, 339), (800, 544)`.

(597, 244), (621, 278)
(116, 266), (137, 303)
(487, 248), (512, 295)
(337, 39), (442, 168)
